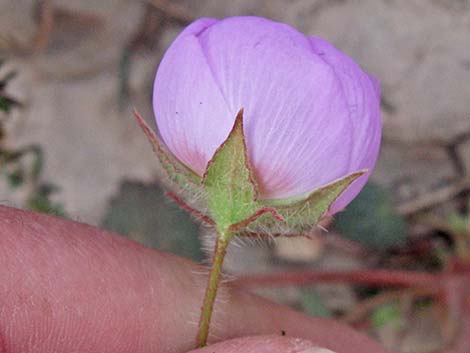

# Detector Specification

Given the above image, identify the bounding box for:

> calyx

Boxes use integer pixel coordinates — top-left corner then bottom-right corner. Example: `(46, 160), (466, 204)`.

(135, 109), (365, 240)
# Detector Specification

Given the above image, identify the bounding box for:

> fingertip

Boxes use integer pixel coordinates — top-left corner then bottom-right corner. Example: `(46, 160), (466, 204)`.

(0, 206), (388, 353)
(186, 335), (335, 353)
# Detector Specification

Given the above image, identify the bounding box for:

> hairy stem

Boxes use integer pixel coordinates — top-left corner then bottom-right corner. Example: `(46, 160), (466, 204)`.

(196, 233), (230, 347)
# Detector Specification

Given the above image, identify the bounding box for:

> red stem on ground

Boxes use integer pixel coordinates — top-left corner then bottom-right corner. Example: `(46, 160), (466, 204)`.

(235, 269), (439, 289)
(233, 263), (470, 351)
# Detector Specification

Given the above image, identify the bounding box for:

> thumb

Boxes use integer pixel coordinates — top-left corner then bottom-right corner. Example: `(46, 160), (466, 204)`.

(187, 335), (337, 353)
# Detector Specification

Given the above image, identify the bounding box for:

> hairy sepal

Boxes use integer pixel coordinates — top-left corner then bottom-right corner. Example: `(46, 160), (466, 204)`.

(250, 171), (367, 234)
(202, 109), (266, 236)
(137, 108), (365, 239)
(134, 109), (202, 192)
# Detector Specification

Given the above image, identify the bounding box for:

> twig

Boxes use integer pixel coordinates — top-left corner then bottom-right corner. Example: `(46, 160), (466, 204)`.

(149, 0), (193, 24)
(31, 0), (55, 54)
(118, 3), (166, 107)
(2, 0), (55, 55)
(442, 131), (470, 177)
(449, 306), (470, 353)
(397, 178), (470, 216)
(441, 275), (470, 352)
(128, 3), (166, 51)
(119, 1), (192, 106)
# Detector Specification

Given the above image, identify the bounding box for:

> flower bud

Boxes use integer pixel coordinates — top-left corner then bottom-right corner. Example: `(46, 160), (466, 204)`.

(153, 16), (381, 215)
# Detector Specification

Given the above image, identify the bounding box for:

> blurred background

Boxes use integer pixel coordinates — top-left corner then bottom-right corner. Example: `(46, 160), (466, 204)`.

(1, 0), (469, 352)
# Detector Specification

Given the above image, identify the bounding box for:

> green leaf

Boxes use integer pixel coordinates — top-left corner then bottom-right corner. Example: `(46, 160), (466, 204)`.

(300, 289), (332, 318)
(0, 68), (21, 113)
(372, 302), (403, 330)
(26, 184), (67, 218)
(0, 95), (19, 113)
(448, 212), (470, 235)
(257, 171), (365, 234)
(0, 71), (17, 90)
(101, 180), (203, 262)
(334, 183), (408, 249)
(202, 110), (260, 234)
(7, 168), (24, 188)
(23, 145), (43, 182)
(133, 109), (202, 189)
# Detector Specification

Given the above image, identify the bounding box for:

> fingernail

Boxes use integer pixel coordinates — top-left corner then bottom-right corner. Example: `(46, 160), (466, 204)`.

(299, 348), (337, 353)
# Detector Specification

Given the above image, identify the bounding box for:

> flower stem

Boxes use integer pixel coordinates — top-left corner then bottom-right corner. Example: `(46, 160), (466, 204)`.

(196, 233), (231, 347)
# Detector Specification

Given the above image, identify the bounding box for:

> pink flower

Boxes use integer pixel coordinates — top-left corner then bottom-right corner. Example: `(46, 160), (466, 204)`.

(153, 16), (381, 214)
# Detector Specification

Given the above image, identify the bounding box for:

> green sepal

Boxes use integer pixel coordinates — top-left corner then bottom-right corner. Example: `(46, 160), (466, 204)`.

(136, 108), (366, 239)
(202, 109), (263, 234)
(133, 109), (201, 189)
(251, 171), (367, 234)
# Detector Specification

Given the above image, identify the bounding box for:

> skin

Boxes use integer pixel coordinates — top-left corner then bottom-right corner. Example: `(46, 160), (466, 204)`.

(0, 205), (389, 353)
